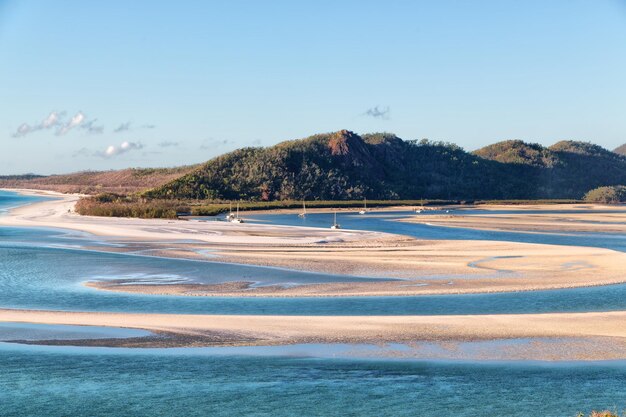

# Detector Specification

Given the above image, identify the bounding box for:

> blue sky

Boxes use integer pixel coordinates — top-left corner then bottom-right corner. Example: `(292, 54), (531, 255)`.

(1, 0), (626, 174)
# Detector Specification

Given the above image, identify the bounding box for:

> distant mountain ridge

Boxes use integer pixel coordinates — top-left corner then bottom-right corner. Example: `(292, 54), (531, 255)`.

(145, 130), (626, 201)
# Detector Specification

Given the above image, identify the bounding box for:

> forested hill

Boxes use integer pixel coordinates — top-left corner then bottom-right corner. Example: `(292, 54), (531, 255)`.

(144, 130), (626, 201)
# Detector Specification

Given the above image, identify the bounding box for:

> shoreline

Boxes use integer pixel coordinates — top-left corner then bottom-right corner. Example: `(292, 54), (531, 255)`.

(4, 188), (626, 297)
(1, 308), (625, 360)
(2, 190), (626, 360)
(403, 203), (626, 234)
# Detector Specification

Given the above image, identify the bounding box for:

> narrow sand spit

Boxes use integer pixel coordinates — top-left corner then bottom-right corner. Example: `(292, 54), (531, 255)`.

(1, 309), (626, 360)
(0, 189), (382, 245)
(404, 203), (626, 233)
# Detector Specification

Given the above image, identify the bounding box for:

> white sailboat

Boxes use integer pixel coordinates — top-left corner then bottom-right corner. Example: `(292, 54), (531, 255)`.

(231, 202), (244, 223)
(359, 198), (367, 215)
(415, 199), (424, 214)
(330, 211), (341, 229)
(225, 202), (236, 221)
(298, 200), (307, 218)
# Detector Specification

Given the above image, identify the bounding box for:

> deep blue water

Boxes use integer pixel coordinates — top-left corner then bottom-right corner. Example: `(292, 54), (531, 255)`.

(1, 191), (625, 415)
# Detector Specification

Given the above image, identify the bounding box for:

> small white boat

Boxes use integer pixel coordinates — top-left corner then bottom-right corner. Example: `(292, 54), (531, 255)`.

(230, 202), (244, 223)
(298, 200), (307, 218)
(225, 202), (235, 220)
(330, 212), (341, 229)
(359, 198), (367, 215)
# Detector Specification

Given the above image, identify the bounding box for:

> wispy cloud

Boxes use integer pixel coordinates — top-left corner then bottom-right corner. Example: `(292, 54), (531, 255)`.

(13, 111), (155, 138)
(113, 122), (155, 133)
(158, 141), (179, 148)
(200, 138), (230, 150)
(41, 111), (62, 129)
(79, 119), (104, 134)
(72, 147), (93, 158)
(13, 123), (33, 138)
(94, 142), (143, 158)
(57, 111), (86, 136)
(12, 111), (65, 137)
(363, 106), (390, 119)
(113, 121), (132, 133)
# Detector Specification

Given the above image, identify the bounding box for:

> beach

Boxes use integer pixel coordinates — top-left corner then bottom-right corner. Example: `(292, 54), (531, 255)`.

(2, 308), (626, 360)
(4, 190), (626, 296)
(404, 203), (626, 233)
(2, 190), (626, 361)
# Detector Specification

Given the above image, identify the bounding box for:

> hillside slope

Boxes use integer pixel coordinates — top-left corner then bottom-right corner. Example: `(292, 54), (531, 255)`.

(146, 131), (626, 201)
(0, 166), (199, 194)
(614, 143), (626, 156)
(473, 140), (626, 198)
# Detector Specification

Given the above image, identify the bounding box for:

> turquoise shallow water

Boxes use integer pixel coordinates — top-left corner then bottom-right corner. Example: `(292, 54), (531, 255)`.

(3, 229), (626, 315)
(1, 191), (625, 415)
(0, 345), (625, 417)
(242, 209), (626, 252)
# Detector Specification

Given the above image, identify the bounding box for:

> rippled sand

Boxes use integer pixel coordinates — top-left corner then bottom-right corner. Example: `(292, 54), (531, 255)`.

(4, 190), (626, 297)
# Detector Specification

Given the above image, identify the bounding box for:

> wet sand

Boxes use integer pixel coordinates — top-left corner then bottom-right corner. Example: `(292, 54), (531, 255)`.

(1, 308), (626, 360)
(405, 203), (626, 233)
(4, 189), (626, 297)
(0, 189), (381, 246)
(3, 192), (626, 360)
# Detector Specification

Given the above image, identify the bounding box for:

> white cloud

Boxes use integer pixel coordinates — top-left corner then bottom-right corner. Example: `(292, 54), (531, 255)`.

(97, 141), (143, 158)
(12, 111), (64, 137)
(41, 111), (62, 129)
(13, 111), (153, 138)
(57, 111), (85, 136)
(13, 123), (33, 138)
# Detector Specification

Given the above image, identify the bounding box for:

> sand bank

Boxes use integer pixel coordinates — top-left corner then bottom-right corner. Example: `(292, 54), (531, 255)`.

(4, 190), (626, 296)
(87, 238), (626, 296)
(0, 189), (382, 246)
(1, 308), (626, 360)
(405, 203), (626, 234)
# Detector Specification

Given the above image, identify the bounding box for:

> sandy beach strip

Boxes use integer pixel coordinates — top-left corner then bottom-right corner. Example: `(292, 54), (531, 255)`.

(1, 308), (626, 360)
(405, 203), (626, 234)
(0, 189), (385, 246)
